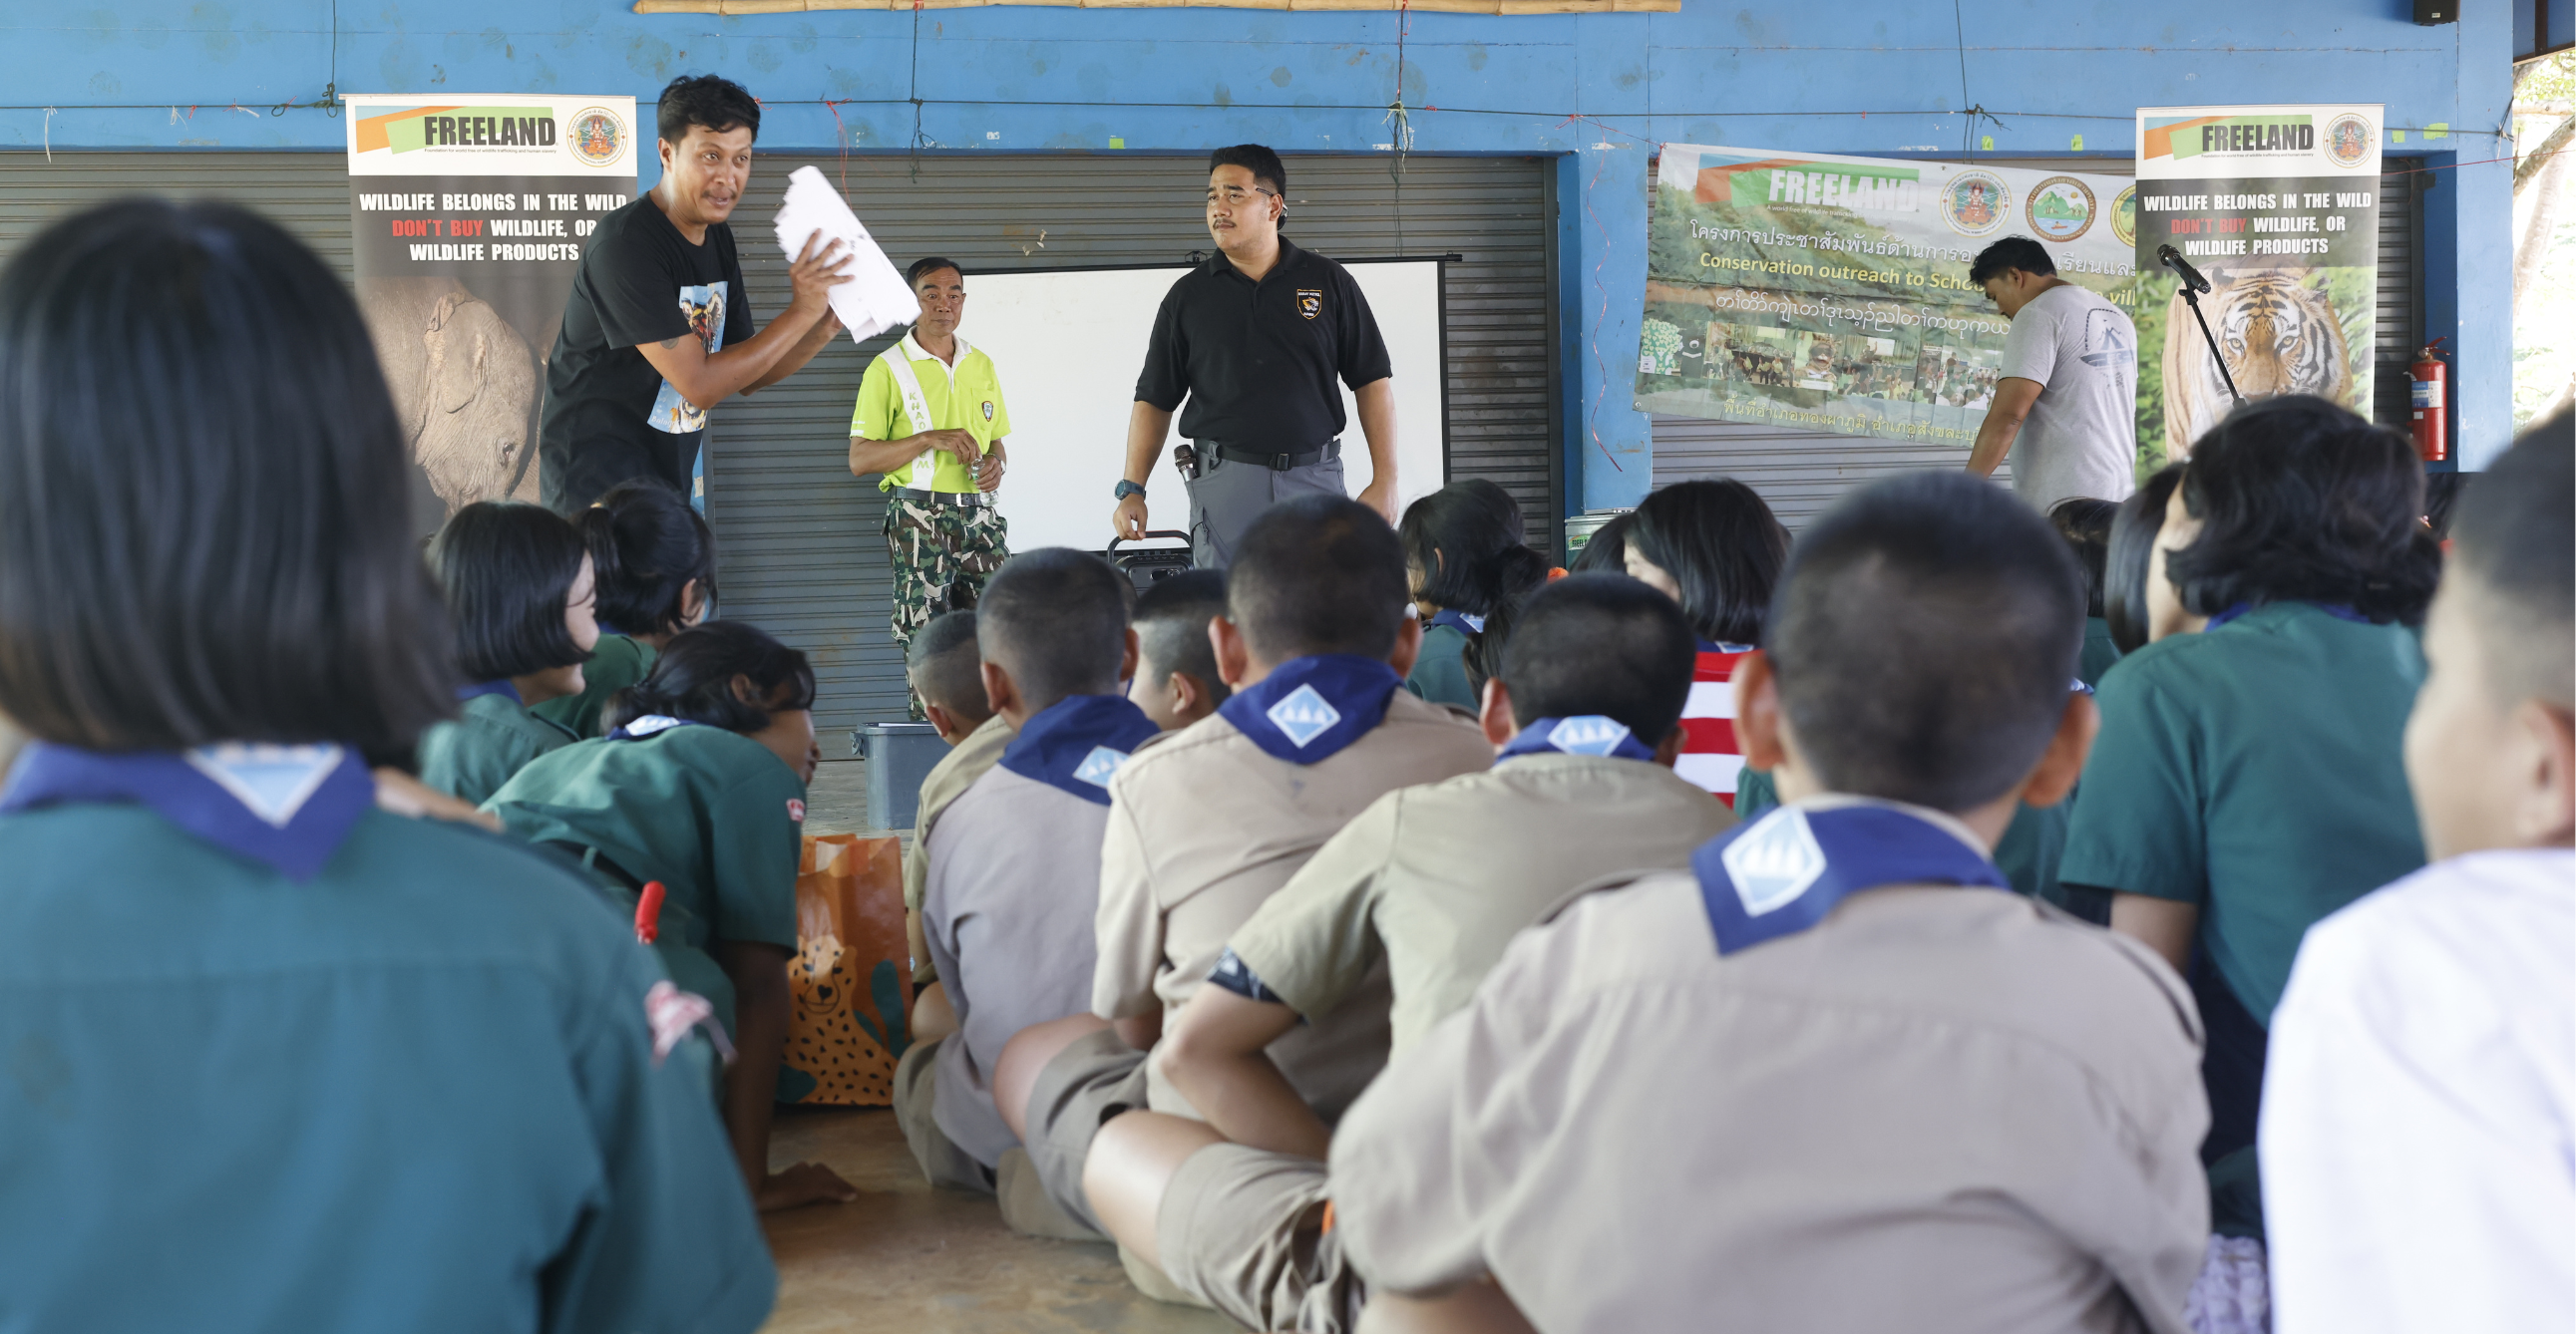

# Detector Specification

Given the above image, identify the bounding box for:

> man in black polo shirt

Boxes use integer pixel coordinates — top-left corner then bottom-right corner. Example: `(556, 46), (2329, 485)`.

(539, 74), (853, 513)
(1110, 145), (1397, 567)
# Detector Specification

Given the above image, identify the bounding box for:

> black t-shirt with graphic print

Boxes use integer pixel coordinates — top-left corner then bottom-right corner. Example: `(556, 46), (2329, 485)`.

(1134, 236), (1393, 449)
(539, 194), (754, 512)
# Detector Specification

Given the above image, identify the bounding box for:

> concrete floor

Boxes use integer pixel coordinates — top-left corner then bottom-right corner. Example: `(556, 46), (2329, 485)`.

(770, 761), (1228, 1333)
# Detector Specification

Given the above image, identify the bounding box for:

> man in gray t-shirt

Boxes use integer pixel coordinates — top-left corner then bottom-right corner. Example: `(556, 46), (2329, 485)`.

(1966, 236), (2138, 511)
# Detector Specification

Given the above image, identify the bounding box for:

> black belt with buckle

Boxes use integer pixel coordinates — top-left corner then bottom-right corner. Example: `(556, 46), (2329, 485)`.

(893, 487), (992, 508)
(1198, 439), (1342, 472)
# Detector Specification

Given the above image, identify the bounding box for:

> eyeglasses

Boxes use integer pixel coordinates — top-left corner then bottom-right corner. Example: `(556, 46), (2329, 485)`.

(1206, 185), (1281, 205)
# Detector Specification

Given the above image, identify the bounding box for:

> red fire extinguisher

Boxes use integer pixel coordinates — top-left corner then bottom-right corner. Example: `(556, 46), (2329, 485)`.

(2410, 339), (2448, 464)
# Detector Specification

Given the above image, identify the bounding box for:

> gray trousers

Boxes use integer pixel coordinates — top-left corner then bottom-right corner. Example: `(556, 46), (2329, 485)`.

(1185, 447), (1346, 569)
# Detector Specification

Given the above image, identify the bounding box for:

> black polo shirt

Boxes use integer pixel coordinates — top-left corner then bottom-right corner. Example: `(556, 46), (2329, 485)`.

(1135, 237), (1393, 447)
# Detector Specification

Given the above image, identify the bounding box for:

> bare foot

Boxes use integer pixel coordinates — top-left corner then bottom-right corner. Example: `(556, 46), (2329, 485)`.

(756, 1161), (859, 1212)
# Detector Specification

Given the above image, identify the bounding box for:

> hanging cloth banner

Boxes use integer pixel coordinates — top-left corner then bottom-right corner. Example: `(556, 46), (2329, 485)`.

(1636, 145), (2135, 447)
(2131, 104), (2382, 463)
(345, 93), (639, 533)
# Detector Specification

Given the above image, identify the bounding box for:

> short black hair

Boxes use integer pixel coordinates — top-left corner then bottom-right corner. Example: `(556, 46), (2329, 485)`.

(1228, 496), (1411, 662)
(429, 502), (592, 683)
(606, 620), (814, 736)
(1400, 481), (1547, 616)
(576, 480), (717, 637)
(1767, 472), (2084, 812)
(1209, 145), (1288, 196)
(2104, 465), (2184, 654)
(2168, 395), (2438, 626)
(2048, 498), (2120, 618)
(1499, 574), (1697, 744)
(1626, 479), (1789, 646)
(1568, 511), (1634, 574)
(905, 610), (990, 721)
(907, 256), (964, 286)
(0, 199), (453, 765)
(1133, 569), (1231, 705)
(657, 74), (760, 145)
(2447, 414), (2574, 708)
(977, 548), (1132, 712)
(1969, 235), (2057, 284)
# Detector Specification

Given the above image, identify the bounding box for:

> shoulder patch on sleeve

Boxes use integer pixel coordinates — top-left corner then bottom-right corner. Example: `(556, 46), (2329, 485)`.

(787, 798), (806, 824)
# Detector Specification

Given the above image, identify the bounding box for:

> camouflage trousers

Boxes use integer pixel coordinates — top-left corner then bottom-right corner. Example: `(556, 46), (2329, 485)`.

(885, 495), (1009, 719)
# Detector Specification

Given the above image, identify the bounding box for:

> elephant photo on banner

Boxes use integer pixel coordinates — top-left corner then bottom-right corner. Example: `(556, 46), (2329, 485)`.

(2132, 103), (2383, 466)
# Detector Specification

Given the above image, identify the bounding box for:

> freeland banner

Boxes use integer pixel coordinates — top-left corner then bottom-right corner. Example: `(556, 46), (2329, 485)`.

(1635, 145), (2135, 449)
(2132, 104), (2382, 461)
(345, 93), (639, 529)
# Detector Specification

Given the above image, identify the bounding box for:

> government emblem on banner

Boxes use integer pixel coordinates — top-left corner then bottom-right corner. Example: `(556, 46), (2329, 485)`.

(2024, 175), (2096, 242)
(1941, 169), (2011, 237)
(568, 106), (629, 168)
(2109, 184), (2139, 248)
(2325, 113), (2374, 168)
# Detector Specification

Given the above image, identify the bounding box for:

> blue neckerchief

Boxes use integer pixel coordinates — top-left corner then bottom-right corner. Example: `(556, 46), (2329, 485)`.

(596, 622), (632, 637)
(606, 714), (700, 741)
(1429, 608), (1486, 636)
(1219, 655), (1405, 765)
(1693, 801), (2009, 955)
(1498, 715), (1659, 764)
(0, 741), (375, 881)
(2206, 601), (2366, 632)
(1697, 639), (1756, 655)
(998, 694), (1162, 806)
(457, 680), (521, 704)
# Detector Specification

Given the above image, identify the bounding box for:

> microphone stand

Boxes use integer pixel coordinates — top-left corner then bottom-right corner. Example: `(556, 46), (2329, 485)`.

(2164, 257), (2245, 408)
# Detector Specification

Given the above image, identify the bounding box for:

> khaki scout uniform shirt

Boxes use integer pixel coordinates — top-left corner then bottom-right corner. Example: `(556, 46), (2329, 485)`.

(905, 714), (1013, 915)
(1230, 752), (1733, 1053)
(1092, 688), (1489, 1122)
(1329, 814), (2211, 1334)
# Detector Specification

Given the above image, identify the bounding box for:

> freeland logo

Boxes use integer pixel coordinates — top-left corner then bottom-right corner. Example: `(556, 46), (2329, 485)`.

(1720, 809), (1829, 916)
(1265, 685), (1343, 749)
(1546, 716), (1636, 757)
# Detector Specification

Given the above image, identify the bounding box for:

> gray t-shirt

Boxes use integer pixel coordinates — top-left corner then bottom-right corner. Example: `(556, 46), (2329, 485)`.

(1999, 283), (2138, 512)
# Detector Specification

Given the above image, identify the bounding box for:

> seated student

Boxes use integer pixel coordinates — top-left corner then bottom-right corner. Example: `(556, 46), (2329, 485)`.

(1399, 481), (1547, 711)
(2103, 464), (2188, 655)
(2064, 397), (2436, 1210)
(1329, 471), (2210, 1334)
(488, 622), (858, 1213)
(991, 496), (1491, 1249)
(2263, 420), (2574, 1334)
(417, 502), (599, 806)
(530, 479), (716, 738)
(0, 199), (771, 1329)
(1621, 478), (1789, 805)
(1129, 568), (1234, 732)
(901, 608), (1003, 1040)
(1083, 573), (1735, 1333)
(897, 549), (1158, 1193)
(2050, 497), (2122, 687)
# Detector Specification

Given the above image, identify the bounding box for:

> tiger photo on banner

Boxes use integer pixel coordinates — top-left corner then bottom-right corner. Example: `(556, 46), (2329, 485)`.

(2131, 104), (2383, 466)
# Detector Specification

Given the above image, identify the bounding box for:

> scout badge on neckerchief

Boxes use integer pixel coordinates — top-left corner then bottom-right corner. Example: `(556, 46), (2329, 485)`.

(1219, 654), (1404, 764)
(606, 714), (700, 741)
(1692, 800), (2009, 955)
(2205, 601), (2367, 631)
(1429, 608), (1486, 636)
(998, 694), (1162, 805)
(0, 741), (376, 881)
(457, 680), (522, 704)
(1497, 715), (1659, 764)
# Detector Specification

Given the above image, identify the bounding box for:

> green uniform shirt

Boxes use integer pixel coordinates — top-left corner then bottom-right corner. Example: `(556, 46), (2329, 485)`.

(419, 690), (579, 808)
(486, 723), (806, 1037)
(1402, 620), (1478, 711)
(850, 334), (1011, 494)
(2079, 616), (2121, 691)
(2061, 601), (2426, 1021)
(1733, 767), (2071, 907)
(531, 634), (657, 740)
(0, 802), (774, 1332)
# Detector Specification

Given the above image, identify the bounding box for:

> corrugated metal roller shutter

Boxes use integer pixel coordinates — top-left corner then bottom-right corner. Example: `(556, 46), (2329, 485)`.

(0, 151), (354, 279)
(1652, 156), (2423, 524)
(709, 153), (1559, 735)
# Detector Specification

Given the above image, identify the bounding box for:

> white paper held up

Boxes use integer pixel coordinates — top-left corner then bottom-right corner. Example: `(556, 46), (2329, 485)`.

(773, 165), (920, 344)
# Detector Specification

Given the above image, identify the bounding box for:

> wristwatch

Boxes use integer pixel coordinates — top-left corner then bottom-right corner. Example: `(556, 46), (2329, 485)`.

(1113, 480), (1148, 500)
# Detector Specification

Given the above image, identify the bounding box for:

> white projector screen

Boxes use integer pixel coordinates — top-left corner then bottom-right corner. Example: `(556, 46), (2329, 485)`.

(951, 259), (1446, 554)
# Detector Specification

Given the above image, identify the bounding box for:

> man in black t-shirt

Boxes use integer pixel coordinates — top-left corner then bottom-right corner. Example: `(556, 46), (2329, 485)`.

(539, 74), (853, 513)
(1109, 145), (1398, 568)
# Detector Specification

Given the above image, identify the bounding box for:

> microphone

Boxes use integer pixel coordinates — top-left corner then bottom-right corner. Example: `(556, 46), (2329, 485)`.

(2157, 244), (2213, 294)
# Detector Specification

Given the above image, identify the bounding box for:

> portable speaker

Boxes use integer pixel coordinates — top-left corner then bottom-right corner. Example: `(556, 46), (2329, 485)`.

(2413, 0), (2455, 25)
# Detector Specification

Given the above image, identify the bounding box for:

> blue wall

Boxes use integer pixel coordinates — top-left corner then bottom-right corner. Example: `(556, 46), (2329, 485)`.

(0, 1), (2518, 486)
